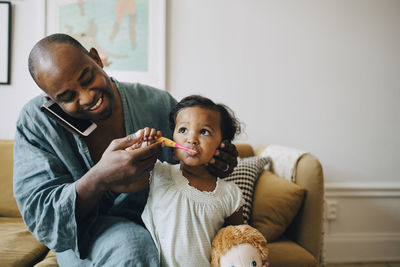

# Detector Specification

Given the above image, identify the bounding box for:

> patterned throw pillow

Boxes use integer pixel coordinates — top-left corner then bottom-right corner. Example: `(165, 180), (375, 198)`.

(225, 156), (270, 224)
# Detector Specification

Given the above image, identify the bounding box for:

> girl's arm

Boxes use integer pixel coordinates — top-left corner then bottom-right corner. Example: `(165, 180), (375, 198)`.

(224, 206), (244, 226)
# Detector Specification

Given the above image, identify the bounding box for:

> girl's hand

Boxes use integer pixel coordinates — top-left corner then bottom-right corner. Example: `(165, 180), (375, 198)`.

(207, 140), (238, 178)
(142, 127), (162, 147)
(125, 128), (162, 150)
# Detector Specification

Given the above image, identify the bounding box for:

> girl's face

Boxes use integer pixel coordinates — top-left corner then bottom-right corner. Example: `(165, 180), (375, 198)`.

(173, 106), (222, 166)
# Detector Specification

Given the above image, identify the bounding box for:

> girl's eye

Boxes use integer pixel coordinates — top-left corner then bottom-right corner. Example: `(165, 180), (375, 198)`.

(200, 129), (211, 135)
(178, 128), (187, 134)
(252, 260), (257, 266)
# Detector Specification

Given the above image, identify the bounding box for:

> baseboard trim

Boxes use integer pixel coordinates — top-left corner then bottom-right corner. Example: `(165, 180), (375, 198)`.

(325, 182), (400, 197)
(325, 232), (400, 263)
(324, 183), (400, 263)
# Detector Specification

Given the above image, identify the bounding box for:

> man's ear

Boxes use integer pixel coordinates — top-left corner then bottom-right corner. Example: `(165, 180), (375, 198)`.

(89, 48), (103, 68)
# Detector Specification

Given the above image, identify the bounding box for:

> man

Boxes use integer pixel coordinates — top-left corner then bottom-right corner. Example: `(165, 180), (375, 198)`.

(13, 33), (237, 266)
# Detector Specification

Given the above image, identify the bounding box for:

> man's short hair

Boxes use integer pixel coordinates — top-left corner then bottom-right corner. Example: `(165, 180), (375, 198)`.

(28, 33), (89, 85)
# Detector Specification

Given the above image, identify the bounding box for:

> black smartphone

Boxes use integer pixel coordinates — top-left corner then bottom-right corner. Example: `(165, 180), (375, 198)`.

(41, 100), (97, 136)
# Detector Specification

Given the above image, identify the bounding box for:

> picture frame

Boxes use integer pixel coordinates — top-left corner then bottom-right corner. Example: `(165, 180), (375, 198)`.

(0, 1), (11, 84)
(45, 0), (166, 89)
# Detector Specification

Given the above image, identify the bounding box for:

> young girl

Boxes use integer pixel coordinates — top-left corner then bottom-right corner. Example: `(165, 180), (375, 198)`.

(140, 95), (244, 267)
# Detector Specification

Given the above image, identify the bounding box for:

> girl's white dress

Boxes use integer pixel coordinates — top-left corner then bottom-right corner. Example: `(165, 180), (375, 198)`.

(142, 161), (243, 267)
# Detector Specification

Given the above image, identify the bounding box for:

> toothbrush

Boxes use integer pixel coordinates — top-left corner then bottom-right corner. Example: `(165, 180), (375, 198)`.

(156, 137), (197, 153)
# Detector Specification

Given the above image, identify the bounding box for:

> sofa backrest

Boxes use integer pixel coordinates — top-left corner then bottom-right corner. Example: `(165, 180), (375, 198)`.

(235, 144), (255, 158)
(0, 140), (21, 217)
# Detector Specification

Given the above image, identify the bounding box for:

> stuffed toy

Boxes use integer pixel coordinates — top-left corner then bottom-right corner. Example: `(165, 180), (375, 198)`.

(211, 224), (269, 267)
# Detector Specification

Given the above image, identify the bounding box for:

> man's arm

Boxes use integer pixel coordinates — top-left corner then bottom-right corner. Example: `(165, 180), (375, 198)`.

(75, 131), (161, 222)
(14, 120), (159, 255)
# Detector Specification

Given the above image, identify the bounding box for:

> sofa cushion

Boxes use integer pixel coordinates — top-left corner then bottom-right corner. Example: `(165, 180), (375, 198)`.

(267, 239), (317, 267)
(250, 170), (305, 241)
(0, 140), (21, 217)
(0, 217), (49, 267)
(225, 156), (270, 224)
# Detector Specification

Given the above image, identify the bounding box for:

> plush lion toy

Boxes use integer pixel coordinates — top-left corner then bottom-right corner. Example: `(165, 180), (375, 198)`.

(211, 224), (269, 267)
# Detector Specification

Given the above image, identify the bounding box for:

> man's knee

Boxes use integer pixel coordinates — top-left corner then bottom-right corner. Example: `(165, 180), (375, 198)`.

(91, 217), (159, 266)
(57, 217), (158, 267)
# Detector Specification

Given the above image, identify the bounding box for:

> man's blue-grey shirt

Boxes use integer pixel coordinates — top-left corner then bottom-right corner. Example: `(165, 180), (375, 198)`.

(13, 80), (177, 258)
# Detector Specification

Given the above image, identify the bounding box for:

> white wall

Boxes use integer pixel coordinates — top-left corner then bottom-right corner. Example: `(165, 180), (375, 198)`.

(167, 0), (400, 185)
(324, 184), (400, 263)
(1, 0), (399, 263)
(0, 1), (45, 139)
(166, 1), (400, 262)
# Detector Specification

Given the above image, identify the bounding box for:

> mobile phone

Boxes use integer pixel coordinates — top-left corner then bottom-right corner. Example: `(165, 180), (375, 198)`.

(41, 100), (97, 137)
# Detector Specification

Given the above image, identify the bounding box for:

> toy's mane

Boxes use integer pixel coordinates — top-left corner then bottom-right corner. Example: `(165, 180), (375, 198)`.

(211, 225), (268, 267)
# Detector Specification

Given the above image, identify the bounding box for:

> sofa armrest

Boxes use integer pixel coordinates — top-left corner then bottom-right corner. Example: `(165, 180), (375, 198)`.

(0, 140), (21, 218)
(288, 154), (324, 263)
(254, 144), (324, 262)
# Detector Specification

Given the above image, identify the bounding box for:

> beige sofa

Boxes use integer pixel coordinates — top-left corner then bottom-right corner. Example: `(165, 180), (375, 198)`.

(1, 140), (324, 267)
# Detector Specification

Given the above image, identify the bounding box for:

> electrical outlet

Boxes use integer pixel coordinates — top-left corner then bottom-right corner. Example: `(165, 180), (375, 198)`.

(326, 199), (338, 220)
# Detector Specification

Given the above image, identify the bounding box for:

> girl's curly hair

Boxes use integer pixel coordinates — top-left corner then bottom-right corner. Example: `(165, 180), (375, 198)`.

(169, 95), (241, 142)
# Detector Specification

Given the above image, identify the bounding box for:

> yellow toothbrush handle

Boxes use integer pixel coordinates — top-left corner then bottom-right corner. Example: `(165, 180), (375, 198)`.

(156, 137), (176, 148)
(156, 137), (197, 153)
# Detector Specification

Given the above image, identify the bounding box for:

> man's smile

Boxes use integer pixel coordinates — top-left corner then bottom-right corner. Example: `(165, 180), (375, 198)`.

(88, 96), (103, 111)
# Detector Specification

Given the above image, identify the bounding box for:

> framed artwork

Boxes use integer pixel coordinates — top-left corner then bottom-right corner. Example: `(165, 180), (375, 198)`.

(46, 0), (166, 89)
(0, 1), (11, 84)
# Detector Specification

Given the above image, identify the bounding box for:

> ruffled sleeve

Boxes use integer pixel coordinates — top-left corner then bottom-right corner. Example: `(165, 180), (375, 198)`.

(217, 179), (244, 217)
